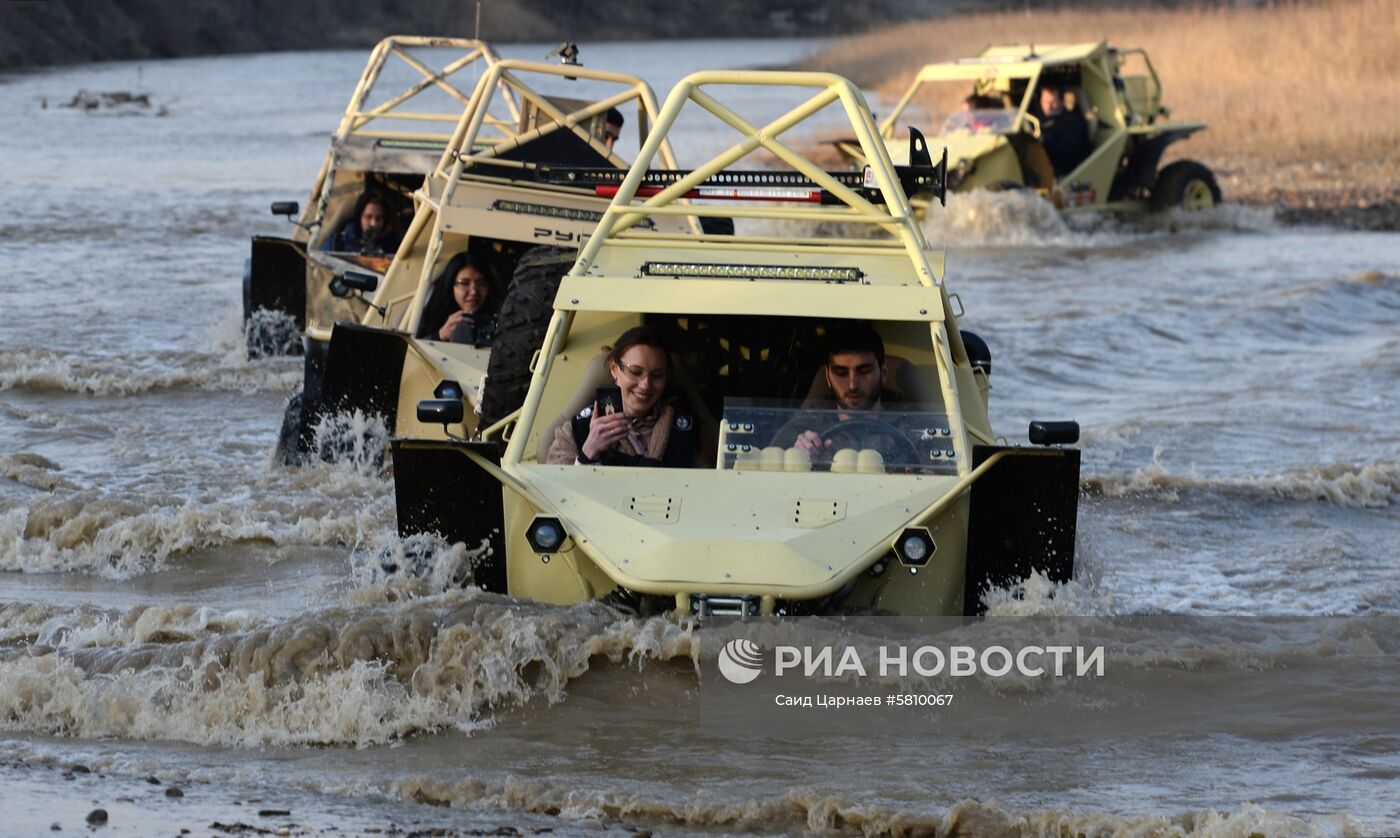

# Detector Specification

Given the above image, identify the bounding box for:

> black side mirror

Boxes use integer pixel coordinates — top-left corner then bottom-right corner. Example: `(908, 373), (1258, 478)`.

(329, 272), (378, 299)
(340, 272), (379, 293)
(270, 201), (300, 217)
(1029, 420), (1079, 446)
(418, 399), (464, 427)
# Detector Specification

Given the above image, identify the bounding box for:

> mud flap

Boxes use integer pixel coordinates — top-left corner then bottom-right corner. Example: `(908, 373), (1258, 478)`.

(391, 439), (507, 593)
(964, 445), (1081, 615)
(245, 236), (307, 356)
(300, 324), (409, 456)
(282, 336), (332, 458)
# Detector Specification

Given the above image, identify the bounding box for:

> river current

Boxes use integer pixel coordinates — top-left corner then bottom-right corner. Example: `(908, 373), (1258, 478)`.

(1, 39), (1397, 836)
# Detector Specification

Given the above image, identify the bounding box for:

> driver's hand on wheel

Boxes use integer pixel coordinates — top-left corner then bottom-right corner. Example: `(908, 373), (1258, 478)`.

(794, 430), (832, 462)
(581, 405), (632, 461)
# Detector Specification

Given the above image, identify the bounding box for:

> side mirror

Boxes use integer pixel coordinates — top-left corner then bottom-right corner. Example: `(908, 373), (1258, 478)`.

(340, 272), (379, 293)
(418, 399), (464, 427)
(270, 201), (300, 217)
(1029, 420), (1079, 446)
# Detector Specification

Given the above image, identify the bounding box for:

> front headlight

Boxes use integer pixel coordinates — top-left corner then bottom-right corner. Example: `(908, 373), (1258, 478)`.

(893, 527), (936, 567)
(526, 517), (567, 553)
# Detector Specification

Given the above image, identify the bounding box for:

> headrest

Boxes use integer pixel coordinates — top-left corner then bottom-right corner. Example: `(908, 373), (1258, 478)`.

(801, 354), (934, 406)
(535, 352), (615, 463)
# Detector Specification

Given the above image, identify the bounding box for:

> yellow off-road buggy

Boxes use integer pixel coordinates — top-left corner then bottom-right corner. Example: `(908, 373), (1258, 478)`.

(834, 42), (1220, 214)
(276, 50), (707, 464)
(393, 70), (1082, 618)
(244, 37), (503, 358)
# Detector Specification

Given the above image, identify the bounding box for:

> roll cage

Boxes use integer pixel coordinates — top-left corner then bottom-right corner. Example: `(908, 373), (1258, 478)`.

(496, 71), (987, 485)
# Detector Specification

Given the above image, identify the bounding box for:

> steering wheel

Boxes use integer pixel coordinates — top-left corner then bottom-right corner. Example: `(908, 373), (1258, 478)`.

(818, 418), (920, 467)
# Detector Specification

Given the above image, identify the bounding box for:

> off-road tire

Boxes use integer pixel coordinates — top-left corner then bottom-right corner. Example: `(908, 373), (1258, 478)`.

(478, 246), (576, 428)
(1150, 160), (1221, 212)
(273, 389), (305, 466)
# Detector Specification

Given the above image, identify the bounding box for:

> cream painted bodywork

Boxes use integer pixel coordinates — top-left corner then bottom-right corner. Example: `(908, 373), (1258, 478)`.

(316, 58), (691, 439)
(475, 71), (1001, 616)
(840, 42), (1206, 213)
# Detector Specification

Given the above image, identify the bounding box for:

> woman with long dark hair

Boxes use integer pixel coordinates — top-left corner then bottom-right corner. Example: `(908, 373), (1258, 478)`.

(415, 252), (500, 346)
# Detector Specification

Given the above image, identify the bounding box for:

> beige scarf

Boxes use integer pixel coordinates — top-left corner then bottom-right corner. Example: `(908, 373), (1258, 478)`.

(618, 404), (673, 460)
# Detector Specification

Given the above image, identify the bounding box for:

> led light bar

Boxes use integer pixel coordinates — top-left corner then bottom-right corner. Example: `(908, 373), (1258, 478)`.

(597, 184), (822, 203)
(492, 200), (604, 223)
(641, 262), (863, 283)
(374, 138), (450, 151)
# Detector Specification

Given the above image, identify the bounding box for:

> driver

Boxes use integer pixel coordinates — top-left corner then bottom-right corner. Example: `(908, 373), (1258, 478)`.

(783, 323), (902, 464)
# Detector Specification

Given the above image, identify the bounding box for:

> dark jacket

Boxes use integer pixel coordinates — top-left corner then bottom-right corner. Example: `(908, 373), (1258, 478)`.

(566, 405), (698, 468)
(322, 193), (400, 255)
(414, 256), (500, 346)
(1039, 107), (1092, 177)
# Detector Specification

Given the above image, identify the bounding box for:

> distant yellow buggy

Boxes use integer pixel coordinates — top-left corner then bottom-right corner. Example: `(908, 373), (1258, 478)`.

(834, 42), (1220, 214)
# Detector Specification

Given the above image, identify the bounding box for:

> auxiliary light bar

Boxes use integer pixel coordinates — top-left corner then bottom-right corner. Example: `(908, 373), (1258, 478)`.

(641, 262), (864, 283)
(492, 199), (604, 223)
(597, 184), (823, 202)
(535, 128), (947, 207)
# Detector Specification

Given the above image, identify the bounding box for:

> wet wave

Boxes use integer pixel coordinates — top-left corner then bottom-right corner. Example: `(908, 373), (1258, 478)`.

(980, 570), (1115, 617)
(0, 472), (393, 577)
(1085, 458), (1400, 508)
(0, 347), (300, 396)
(924, 190), (1276, 249)
(395, 779), (1367, 836)
(0, 601), (266, 649)
(0, 593), (696, 748)
(0, 453), (78, 492)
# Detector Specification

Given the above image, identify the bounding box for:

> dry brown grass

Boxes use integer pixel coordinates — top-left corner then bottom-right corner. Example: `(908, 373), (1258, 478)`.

(800, 0), (1400, 188)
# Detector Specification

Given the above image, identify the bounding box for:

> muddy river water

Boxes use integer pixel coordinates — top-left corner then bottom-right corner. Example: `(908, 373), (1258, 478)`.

(1, 39), (1398, 836)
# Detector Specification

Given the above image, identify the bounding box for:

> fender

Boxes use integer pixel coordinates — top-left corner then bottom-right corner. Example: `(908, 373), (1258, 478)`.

(300, 324), (412, 455)
(391, 438), (507, 593)
(964, 445), (1080, 615)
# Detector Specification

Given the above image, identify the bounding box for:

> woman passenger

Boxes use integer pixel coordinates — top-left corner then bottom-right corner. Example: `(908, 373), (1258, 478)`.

(415, 253), (499, 346)
(546, 326), (700, 467)
(324, 192), (400, 255)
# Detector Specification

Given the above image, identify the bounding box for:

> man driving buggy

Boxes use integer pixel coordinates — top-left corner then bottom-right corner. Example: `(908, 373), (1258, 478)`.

(781, 322), (903, 464)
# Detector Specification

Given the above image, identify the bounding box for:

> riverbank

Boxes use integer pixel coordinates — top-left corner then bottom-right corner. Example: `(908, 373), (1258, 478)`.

(795, 0), (1400, 230)
(0, 0), (956, 70)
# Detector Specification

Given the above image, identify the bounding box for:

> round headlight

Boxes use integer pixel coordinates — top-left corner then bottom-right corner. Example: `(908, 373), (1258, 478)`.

(532, 521), (563, 552)
(901, 533), (929, 562)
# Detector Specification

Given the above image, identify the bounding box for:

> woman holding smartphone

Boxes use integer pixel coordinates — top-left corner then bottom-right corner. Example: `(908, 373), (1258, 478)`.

(546, 326), (699, 467)
(415, 252), (499, 346)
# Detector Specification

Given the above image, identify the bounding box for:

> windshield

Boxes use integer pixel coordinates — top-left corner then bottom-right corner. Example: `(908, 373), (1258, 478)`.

(939, 108), (1018, 136)
(718, 399), (958, 475)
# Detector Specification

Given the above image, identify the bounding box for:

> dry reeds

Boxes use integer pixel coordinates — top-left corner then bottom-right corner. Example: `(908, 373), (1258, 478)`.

(799, 0), (1400, 166)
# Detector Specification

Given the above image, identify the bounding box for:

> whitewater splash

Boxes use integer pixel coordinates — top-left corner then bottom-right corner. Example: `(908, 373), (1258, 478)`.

(393, 780), (1366, 836)
(307, 409), (391, 475)
(1085, 451), (1400, 508)
(0, 347), (300, 395)
(0, 592), (697, 748)
(0, 453), (395, 578)
(741, 189), (1276, 250)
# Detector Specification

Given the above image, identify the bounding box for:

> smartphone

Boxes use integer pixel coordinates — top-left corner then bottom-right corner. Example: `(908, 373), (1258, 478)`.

(595, 385), (623, 416)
